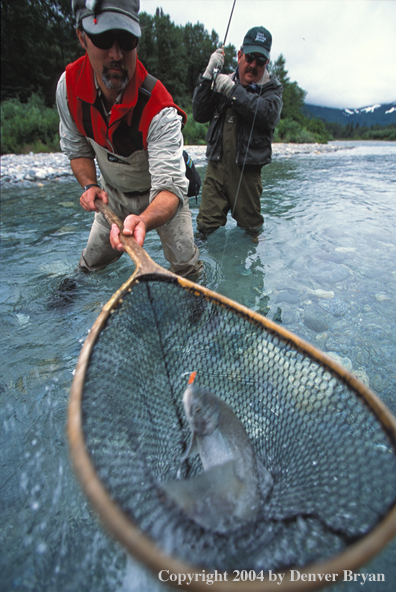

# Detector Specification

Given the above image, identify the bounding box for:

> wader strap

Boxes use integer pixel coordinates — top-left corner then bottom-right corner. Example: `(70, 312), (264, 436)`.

(81, 95), (107, 141)
(81, 101), (94, 140)
(129, 74), (157, 149)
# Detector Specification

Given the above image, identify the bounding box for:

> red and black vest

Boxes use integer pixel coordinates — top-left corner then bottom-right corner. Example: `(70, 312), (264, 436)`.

(65, 54), (186, 157)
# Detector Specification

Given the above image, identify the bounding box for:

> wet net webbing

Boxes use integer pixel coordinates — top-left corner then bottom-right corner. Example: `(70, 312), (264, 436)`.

(77, 275), (396, 577)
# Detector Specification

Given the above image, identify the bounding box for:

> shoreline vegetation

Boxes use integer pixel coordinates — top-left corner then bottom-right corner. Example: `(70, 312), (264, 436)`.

(1, 94), (395, 157)
(1, 5), (395, 155)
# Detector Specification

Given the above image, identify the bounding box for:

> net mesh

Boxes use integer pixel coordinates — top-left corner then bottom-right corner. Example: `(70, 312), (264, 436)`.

(81, 277), (396, 572)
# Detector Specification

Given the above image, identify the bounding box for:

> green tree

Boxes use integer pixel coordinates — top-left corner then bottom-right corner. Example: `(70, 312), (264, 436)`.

(137, 12), (189, 106)
(268, 54), (330, 143)
(137, 12), (236, 110)
(1, 0), (82, 105)
(306, 117), (329, 140)
(181, 23), (237, 102)
(182, 23), (218, 96)
(269, 54), (306, 123)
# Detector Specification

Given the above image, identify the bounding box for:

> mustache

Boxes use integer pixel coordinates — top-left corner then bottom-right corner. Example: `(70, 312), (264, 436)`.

(246, 67), (258, 76)
(103, 61), (128, 74)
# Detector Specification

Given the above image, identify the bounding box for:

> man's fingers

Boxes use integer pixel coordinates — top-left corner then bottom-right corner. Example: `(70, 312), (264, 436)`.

(133, 223), (146, 246)
(109, 216), (146, 250)
(123, 216), (138, 235)
(123, 215), (146, 246)
(80, 187), (108, 212)
(110, 223), (125, 251)
(97, 191), (109, 205)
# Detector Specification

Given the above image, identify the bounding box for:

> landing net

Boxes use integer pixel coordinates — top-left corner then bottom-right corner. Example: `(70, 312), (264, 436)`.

(69, 273), (396, 591)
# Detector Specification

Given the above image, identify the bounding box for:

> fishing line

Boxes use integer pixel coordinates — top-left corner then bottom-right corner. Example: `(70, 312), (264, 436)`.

(219, 82), (264, 269)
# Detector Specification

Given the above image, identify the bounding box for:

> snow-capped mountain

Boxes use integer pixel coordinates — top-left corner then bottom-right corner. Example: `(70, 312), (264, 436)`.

(303, 102), (396, 126)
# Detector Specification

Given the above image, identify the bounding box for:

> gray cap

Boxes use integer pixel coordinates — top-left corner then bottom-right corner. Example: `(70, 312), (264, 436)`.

(72, 0), (141, 37)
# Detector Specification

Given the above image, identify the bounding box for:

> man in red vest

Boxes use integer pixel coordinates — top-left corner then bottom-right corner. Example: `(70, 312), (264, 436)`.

(56, 0), (202, 278)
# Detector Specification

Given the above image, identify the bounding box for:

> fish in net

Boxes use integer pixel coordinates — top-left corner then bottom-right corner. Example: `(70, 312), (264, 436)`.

(68, 201), (396, 590)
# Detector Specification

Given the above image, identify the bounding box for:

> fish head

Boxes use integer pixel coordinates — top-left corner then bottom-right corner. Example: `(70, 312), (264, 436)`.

(183, 385), (220, 436)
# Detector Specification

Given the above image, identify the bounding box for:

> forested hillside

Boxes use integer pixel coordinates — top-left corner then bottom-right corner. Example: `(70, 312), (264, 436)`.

(303, 103), (396, 141)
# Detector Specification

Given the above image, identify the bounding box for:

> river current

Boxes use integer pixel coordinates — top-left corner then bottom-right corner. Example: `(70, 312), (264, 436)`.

(1, 141), (396, 591)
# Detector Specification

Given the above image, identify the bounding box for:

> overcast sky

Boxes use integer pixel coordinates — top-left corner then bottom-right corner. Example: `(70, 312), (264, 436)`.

(142, 0), (396, 109)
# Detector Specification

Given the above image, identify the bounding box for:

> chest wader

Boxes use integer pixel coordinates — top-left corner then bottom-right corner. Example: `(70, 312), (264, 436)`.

(78, 82), (202, 278)
(197, 107), (264, 232)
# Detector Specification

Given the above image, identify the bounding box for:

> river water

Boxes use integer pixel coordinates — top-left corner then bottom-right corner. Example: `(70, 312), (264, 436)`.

(1, 140), (396, 591)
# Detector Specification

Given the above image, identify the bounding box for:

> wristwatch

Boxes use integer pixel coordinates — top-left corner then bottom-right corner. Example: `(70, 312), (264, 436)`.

(84, 183), (100, 191)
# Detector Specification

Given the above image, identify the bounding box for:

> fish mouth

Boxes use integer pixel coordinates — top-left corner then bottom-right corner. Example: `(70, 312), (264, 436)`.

(182, 386), (192, 413)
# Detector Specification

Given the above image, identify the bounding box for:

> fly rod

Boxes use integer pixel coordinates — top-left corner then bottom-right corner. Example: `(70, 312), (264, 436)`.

(211, 0), (237, 89)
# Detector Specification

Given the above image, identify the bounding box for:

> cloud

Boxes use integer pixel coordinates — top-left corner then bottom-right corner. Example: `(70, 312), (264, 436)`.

(142, 0), (396, 108)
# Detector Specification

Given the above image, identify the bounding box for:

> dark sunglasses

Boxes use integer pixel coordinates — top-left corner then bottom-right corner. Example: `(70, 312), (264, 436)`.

(85, 29), (138, 51)
(244, 53), (267, 67)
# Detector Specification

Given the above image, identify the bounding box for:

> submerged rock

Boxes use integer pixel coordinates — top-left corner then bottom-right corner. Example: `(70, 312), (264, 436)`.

(318, 298), (348, 317)
(307, 288), (335, 299)
(303, 315), (328, 333)
(311, 263), (351, 285)
(375, 293), (391, 302)
(327, 352), (353, 372)
(275, 289), (300, 305)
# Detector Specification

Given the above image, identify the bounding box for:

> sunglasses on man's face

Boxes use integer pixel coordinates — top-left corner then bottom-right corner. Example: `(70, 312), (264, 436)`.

(85, 29), (138, 51)
(244, 53), (267, 67)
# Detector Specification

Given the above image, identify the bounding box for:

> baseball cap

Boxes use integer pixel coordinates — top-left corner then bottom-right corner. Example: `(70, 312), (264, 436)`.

(241, 26), (272, 59)
(72, 0), (141, 37)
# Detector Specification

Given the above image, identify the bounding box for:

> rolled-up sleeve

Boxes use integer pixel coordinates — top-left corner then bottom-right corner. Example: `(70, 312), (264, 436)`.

(56, 72), (95, 161)
(146, 107), (188, 208)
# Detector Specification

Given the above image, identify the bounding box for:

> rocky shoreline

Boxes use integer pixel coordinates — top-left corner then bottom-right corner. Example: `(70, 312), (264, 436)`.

(1, 143), (343, 187)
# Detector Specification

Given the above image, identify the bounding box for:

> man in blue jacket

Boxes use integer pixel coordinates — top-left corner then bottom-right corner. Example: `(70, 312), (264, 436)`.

(193, 26), (283, 234)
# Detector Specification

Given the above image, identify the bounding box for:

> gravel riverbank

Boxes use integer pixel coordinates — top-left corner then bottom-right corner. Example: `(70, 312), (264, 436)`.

(1, 143), (343, 186)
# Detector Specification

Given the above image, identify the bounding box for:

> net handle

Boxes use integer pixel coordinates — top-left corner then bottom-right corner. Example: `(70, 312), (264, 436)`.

(95, 198), (174, 279)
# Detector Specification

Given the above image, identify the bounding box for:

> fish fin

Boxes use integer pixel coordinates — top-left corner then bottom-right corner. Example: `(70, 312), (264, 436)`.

(160, 461), (254, 533)
(180, 430), (198, 462)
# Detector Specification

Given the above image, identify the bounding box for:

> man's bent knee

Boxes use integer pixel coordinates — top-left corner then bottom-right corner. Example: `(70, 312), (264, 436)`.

(78, 249), (122, 272)
(171, 251), (204, 280)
